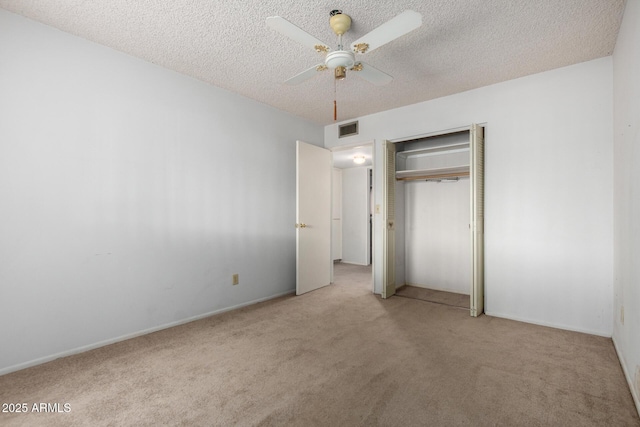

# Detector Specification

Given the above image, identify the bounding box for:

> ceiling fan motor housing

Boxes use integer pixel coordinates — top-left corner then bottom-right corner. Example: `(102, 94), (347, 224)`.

(325, 50), (355, 69)
(329, 10), (351, 35)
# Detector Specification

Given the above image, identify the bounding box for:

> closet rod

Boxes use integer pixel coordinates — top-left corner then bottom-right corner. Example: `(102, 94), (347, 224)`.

(396, 171), (470, 182)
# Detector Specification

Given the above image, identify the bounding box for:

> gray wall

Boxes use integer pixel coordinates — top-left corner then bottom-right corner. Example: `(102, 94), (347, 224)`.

(0, 10), (323, 374)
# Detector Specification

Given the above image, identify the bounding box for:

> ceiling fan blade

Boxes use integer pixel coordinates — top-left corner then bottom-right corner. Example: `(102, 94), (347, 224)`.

(284, 64), (326, 85)
(351, 10), (422, 54)
(266, 16), (331, 52)
(351, 62), (393, 86)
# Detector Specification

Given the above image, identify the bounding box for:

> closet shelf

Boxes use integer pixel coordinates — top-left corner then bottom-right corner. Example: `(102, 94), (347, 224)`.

(396, 165), (470, 181)
(396, 142), (469, 159)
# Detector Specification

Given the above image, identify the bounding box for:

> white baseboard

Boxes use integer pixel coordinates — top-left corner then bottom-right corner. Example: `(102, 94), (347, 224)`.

(404, 282), (469, 296)
(484, 310), (612, 338)
(0, 289), (295, 376)
(612, 337), (640, 417)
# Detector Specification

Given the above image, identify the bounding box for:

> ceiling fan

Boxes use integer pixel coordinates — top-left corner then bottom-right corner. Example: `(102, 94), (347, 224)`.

(266, 9), (422, 87)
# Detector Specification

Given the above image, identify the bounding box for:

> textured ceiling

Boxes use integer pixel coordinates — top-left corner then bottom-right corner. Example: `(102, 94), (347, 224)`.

(0, 0), (625, 125)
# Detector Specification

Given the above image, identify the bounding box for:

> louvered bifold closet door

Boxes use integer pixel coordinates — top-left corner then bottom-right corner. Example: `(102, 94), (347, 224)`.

(382, 140), (396, 299)
(470, 124), (485, 317)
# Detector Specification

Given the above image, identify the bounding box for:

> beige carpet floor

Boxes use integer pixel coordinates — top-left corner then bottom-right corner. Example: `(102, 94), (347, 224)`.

(396, 285), (470, 309)
(1, 262), (638, 426)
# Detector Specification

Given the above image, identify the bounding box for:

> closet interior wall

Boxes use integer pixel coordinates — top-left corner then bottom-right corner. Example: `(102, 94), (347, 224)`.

(397, 131), (471, 295)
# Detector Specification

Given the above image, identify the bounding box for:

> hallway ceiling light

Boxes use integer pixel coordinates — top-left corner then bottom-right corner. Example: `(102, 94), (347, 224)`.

(353, 155), (365, 164)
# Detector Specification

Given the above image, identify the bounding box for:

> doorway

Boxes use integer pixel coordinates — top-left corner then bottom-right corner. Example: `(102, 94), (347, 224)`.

(331, 143), (374, 291)
(384, 125), (485, 316)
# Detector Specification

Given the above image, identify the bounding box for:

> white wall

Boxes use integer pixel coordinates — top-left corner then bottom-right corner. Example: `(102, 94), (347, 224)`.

(0, 10), (323, 374)
(612, 0), (640, 412)
(341, 167), (369, 265)
(326, 57), (614, 336)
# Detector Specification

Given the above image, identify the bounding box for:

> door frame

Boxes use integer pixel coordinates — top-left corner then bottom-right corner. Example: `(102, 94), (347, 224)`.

(383, 124), (486, 315)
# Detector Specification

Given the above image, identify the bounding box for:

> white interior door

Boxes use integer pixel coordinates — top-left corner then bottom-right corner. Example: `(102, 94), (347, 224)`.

(296, 141), (332, 295)
(470, 124), (485, 316)
(382, 140), (396, 299)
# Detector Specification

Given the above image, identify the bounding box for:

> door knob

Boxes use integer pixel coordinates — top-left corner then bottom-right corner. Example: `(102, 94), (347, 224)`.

(296, 223), (307, 228)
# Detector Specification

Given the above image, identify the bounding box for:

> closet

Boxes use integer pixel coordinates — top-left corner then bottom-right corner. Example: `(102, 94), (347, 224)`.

(387, 124), (484, 316)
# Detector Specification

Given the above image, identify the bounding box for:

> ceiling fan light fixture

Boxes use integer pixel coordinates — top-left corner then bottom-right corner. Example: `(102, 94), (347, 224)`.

(335, 66), (346, 80)
(325, 50), (355, 69)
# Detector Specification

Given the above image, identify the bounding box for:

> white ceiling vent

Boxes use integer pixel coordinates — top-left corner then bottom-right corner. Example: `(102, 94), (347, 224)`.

(339, 121), (359, 138)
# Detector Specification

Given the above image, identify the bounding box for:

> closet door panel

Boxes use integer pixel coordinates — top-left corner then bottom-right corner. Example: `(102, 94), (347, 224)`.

(382, 141), (396, 299)
(470, 124), (485, 317)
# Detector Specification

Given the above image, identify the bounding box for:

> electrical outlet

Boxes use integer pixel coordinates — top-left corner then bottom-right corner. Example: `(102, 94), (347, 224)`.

(621, 305), (624, 325)
(232, 274), (239, 285)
